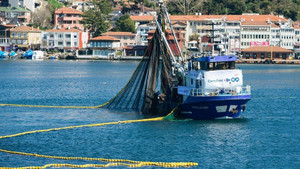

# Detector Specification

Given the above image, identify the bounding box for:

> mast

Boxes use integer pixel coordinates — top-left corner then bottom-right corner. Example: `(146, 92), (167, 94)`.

(160, 1), (184, 62)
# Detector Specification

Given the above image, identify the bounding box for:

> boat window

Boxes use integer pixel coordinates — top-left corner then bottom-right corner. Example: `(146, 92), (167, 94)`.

(191, 79), (193, 85)
(200, 62), (207, 70)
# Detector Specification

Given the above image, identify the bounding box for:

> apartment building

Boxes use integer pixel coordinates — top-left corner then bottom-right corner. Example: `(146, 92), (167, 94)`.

(102, 32), (136, 48)
(54, 7), (83, 30)
(136, 22), (156, 45)
(0, 7), (31, 25)
(130, 14), (297, 54)
(240, 21), (271, 49)
(8, 0), (41, 12)
(43, 26), (89, 50)
(10, 25), (41, 50)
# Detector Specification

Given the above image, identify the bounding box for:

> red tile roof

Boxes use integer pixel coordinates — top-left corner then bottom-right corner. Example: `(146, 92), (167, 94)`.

(130, 14), (288, 22)
(241, 21), (270, 26)
(47, 27), (84, 33)
(10, 26), (41, 32)
(90, 36), (120, 41)
(241, 46), (292, 53)
(102, 32), (136, 36)
(130, 15), (153, 21)
(55, 7), (83, 14)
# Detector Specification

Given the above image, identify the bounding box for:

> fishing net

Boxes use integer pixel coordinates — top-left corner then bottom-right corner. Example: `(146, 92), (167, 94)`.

(103, 31), (177, 115)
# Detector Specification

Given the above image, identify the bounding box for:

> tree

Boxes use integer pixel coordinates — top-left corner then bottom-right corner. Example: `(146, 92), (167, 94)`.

(189, 33), (199, 41)
(31, 3), (53, 30)
(167, 0), (206, 15)
(115, 15), (136, 32)
(82, 0), (112, 37)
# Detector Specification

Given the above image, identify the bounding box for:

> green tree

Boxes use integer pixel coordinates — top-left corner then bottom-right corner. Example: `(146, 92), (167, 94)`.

(189, 33), (199, 41)
(82, 0), (112, 37)
(115, 15), (136, 32)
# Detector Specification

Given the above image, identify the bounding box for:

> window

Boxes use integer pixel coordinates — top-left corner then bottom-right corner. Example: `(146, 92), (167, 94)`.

(17, 40), (22, 44)
(253, 53), (257, 59)
(74, 34), (77, 38)
(12, 33), (16, 37)
(50, 34), (54, 38)
(58, 34), (63, 38)
(261, 53), (265, 59)
(18, 33), (21, 38)
(58, 41), (63, 45)
(12, 39), (16, 43)
(66, 41), (71, 46)
(65, 34), (71, 38)
(74, 42), (77, 46)
(23, 33), (27, 37)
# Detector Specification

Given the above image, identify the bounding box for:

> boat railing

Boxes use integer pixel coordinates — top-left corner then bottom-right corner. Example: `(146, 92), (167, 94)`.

(189, 85), (251, 97)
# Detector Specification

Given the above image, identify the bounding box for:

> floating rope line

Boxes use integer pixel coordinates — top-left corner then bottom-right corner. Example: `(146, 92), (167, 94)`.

(0, 108), (197, 168)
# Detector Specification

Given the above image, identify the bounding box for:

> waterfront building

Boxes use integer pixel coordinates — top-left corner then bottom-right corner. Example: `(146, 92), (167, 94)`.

(240, 21), (270, 50)
(0, 7), (31, 25)
(278, 23), (294, 50)
(241, 46), (293, 60)
(89, 35), (121, 59)
(43, 26), (89, 51)
(102, 32), (136, 48)
(294, 24), (300, 59)
(10, 25), (41, 50)
(130, 14), (290, 53)
(54, 7), (83, 30)
(124, 45), (147, 56)
(0, 24), (13, 51)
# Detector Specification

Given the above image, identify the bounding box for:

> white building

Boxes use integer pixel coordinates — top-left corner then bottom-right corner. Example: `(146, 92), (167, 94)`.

(43, 26), (89, 50)
(240, 21), (271, 49)
(136, 23), (156, 45)
(9, 0), (41, 12)
(89, 36), (121, 59)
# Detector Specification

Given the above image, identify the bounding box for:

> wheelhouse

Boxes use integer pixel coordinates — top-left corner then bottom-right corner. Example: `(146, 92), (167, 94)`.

(189, 55), (237, 71)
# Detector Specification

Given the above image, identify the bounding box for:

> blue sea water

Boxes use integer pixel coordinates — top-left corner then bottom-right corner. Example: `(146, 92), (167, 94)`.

(0, 60), (299, 168)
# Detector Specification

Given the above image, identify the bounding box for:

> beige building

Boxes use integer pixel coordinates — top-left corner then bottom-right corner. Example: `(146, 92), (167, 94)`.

(10, 26), (41, 50)
(102, 32), (136, 48)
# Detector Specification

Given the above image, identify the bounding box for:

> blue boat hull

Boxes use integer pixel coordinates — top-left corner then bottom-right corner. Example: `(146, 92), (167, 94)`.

(179, 95), (251, 119)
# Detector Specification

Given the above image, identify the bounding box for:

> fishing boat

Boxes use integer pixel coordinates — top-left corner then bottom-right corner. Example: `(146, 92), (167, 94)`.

(176, 55), (251, 119)
(151, 1), (251, 119)
(105, 0), (251, 119)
